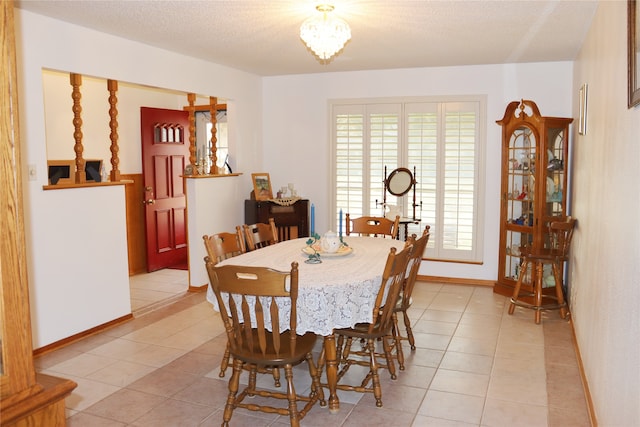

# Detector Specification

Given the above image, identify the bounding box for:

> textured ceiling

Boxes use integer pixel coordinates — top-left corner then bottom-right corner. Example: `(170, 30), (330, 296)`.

(16, 0), (598, 76)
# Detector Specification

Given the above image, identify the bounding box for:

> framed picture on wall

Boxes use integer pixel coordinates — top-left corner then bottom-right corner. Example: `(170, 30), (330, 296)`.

(629, 0), (640, 108)
(252, 172), (273, 200)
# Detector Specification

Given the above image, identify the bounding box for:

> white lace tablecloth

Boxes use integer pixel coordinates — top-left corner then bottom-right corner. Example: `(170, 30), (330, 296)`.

(207, 236), (405, 336)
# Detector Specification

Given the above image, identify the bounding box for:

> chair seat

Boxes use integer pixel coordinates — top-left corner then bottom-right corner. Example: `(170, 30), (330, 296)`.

(334, 323), (387, 340)
(231, 330), (317, 365)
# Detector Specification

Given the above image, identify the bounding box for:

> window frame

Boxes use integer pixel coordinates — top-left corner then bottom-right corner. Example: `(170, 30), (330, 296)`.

(329, 95), (486, 263)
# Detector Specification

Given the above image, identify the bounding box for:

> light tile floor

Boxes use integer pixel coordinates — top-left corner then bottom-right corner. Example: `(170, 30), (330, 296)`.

(129, 269), (190, 314)
(35, 282), (591, 426)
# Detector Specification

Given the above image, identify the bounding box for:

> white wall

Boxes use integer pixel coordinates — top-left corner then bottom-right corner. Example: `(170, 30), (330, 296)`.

(570, 2), (640, 425)
(186, 176), (244, 289)
(263, 62), (573, 281)
(16, 9), (263, 348)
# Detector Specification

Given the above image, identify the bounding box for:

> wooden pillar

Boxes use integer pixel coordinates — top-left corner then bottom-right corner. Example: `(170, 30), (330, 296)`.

(107, 79), (121, 182)
(209, 96), (219, 174)
(187, 92), (197, 174)
(70, 73), (85, 183)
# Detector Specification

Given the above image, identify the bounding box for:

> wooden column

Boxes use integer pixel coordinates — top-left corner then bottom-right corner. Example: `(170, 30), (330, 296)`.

(107, 79), (121, 182)
(209, 96), (219, 174)
(70, 73), (85, 183)
(187, 92), (197, 174)
(1, 2), (76, 423)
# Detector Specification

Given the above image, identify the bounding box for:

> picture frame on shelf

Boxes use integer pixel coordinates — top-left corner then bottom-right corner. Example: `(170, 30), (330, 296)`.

(47, 159), (75, 185)
(629, 0), (640, 108)
(251, 172), (273, 200)
(84, 159), (103, 182)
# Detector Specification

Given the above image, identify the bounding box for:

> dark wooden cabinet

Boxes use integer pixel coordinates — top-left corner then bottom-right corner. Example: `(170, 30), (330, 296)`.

(245, 199), (309, 241)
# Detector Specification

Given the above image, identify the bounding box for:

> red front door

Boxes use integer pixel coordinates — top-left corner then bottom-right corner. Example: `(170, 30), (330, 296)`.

(141, 107), (189, 272)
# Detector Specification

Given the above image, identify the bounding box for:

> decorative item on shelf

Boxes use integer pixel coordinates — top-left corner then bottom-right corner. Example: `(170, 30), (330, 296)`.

(549, 190), (563, 203)
(269, 196), (302, 206)
(547, 158), (563, 171)
(251, 172), (273, 201)
(288, 183), (297, 197)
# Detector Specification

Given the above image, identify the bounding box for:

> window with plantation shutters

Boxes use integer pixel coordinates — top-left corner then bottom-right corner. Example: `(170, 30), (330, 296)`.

(330, 97), (485, 262)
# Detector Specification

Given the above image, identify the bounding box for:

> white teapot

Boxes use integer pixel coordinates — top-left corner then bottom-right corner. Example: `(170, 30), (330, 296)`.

(321, 231), (341, 253)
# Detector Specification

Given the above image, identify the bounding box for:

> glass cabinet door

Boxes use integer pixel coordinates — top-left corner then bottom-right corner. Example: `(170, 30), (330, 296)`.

(544, 126), (567, 220)
(503, 124), (536, 280)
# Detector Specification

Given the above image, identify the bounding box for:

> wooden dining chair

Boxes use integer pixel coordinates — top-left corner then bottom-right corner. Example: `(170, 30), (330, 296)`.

(391, 225), (430, 370)
(317, 243), (413, 408)
(203, 226), (246, 264)
(345, 213), (400, 239)
(203, 227), (258, 380)
(205, 260), (324, 427)
(242, 217), (278, 251)
(508, 216), (577, 324)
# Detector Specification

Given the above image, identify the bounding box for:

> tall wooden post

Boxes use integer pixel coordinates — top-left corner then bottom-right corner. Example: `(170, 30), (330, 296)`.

(107, 79), (121, 182)
(70, 73), (85, 183)
(209, 96), (219, 174)
(187, 92), (197, 174)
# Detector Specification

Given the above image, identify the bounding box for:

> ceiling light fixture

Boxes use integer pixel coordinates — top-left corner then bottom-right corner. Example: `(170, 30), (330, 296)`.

(300, 4), (351, 62)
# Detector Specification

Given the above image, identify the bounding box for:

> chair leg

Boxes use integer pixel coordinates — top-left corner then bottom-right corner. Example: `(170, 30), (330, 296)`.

(272, 367), (281, 387)
(284, 364), (300, 427)
(382, 334), (397, 380)
(534, 261), (544, 324)
(306, 352), (325, 406)
(552, 262), (568, 319)
(367, 338), (383, 408)
(391, 313), (404, 371)
(508, 260), (528, 315)
(402, 309), (416, 350)
(219, 341), (231, 377)
(247, 365), (257, 396)
(223, 358), (242, 426)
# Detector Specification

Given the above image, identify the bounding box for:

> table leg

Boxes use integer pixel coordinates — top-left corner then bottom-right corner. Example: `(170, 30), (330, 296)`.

(323, 334), (340, 413)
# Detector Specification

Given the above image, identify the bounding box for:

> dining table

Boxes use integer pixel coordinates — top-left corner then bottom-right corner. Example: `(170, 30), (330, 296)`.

(207, 235), (406, 413)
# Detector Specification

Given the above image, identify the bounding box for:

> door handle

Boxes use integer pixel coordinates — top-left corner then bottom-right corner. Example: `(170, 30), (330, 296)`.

(143, 199), (155, 205)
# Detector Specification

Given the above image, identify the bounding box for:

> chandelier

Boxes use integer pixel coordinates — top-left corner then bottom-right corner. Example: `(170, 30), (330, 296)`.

(300, 4), (351, 61)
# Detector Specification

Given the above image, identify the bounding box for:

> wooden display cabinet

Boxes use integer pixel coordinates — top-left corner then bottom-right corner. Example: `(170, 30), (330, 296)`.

(1, 2), (77, 425)
(494, 100), (573, 297)
(245, 199), (309, 242)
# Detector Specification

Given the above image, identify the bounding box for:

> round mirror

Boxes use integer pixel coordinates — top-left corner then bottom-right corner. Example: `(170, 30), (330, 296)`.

(386, 167), (413, 196)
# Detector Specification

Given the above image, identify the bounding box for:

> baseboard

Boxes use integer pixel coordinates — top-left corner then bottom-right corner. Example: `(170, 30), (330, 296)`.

(569, 318), (598, 427)
(33, 313), (133, 357)
(418, 275), (495, 287)
(188, 284), (208, 293)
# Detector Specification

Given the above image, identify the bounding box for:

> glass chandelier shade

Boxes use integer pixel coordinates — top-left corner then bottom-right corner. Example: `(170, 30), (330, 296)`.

(300, 4), (351, 61)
